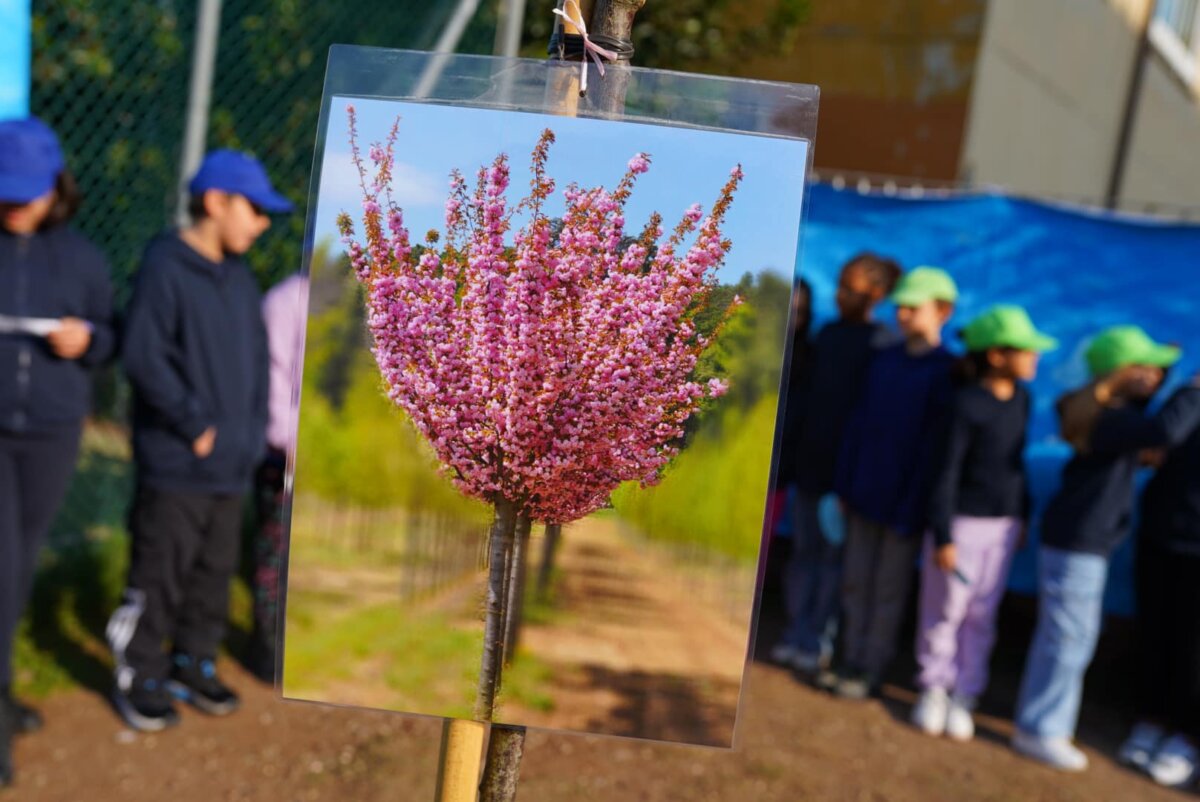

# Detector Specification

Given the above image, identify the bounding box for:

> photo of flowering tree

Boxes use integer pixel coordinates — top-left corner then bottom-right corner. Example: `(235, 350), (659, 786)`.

(283, 98), (808, 747)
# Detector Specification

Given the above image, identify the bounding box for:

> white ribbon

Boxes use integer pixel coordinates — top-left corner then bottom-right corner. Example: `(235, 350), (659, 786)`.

(553, 0), (620, 96)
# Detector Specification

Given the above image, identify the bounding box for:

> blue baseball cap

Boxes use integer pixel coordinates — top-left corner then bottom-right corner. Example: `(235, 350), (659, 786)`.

(0, 117), (65, 204)
(188, 149), (294, 213)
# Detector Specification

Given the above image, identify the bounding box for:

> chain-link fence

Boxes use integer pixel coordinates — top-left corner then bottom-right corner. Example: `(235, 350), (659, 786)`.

(31, 0), (508, 419)
(31, 0), (506, 304)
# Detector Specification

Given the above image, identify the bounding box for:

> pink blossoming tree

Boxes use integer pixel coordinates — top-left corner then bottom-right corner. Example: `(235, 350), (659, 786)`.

(337, 106), (743, 720)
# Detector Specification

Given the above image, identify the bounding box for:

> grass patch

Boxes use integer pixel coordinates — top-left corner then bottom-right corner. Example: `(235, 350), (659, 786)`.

(283, 592), (558, 719)
(498, 650), (556, 713)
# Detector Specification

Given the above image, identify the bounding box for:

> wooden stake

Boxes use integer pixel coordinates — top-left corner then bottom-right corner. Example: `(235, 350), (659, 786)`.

(435, 719), (487, 802)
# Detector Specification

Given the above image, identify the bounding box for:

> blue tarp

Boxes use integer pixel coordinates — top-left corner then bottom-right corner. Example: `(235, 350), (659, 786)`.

(0, 0), (31, 120)
(797, 183), (1200, 614)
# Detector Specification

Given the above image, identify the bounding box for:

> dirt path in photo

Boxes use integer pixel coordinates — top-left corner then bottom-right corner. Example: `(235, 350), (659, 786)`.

(501, 517), (751, 746)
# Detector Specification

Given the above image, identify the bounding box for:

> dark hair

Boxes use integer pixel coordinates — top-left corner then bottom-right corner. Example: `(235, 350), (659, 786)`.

(37, 169), (82, 229)
(188, 193), (209, 222)
(793, 277), (813, 338)
(843, 251), (902, 294)
(953, 349), (992, 384)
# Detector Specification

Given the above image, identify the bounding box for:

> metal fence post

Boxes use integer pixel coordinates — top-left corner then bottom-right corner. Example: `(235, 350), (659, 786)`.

(176, 0), (223, 224)
(494, 0), (529, 58)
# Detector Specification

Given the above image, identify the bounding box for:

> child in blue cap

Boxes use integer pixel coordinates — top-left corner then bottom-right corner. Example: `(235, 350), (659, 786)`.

(107, 150), (292, 732)
(0, 117), (116, 788)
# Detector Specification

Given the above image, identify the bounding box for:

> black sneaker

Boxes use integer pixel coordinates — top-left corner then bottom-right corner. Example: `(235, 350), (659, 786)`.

(2, 691), (43, 734)
(112, 677), (181, 732)
(167, 654), (240, 716)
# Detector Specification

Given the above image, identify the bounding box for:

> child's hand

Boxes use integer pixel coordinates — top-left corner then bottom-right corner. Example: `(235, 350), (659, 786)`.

(193, 426), (217, 458)
(935, 543), (957, 573)
(1104, 364), (1164, 402)
(47, 317), (92, 360)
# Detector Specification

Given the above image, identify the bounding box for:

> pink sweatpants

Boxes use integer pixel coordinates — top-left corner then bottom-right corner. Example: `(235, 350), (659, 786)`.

(916, 516), (1021, 699)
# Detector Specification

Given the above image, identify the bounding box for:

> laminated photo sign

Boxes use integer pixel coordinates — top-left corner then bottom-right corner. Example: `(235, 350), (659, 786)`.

(283, 45), (818, 748)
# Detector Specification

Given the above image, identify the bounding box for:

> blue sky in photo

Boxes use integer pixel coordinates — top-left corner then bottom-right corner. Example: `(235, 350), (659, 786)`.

(313, 96), (809, 285)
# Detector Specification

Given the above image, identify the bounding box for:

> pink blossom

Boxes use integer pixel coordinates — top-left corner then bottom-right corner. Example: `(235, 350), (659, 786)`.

(337, 113), (743, 525)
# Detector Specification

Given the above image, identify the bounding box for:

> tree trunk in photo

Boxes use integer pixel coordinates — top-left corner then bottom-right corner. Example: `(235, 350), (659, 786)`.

(492, 514), (517, 693)
(475, 498), (517, 721)
(479, 725), (526, 802)
(535, 522), (562, 603)
(502, 515), (533, 666)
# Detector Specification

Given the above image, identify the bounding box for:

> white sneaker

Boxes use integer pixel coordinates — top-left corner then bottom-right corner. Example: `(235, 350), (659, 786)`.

(1118, 722), (1166, 771)
(769, 643), (799, 666)
(911, 688), (950, 736)
(1148, 734), (1200, 788)
(945, 695), (976, 742)
(1012, 731), (1089, 772)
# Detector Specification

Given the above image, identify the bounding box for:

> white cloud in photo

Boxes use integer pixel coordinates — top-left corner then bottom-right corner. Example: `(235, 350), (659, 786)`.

(318, 151), (447, 212)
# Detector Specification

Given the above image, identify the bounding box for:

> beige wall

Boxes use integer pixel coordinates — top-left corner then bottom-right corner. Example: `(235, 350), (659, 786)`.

(1122, 56), (1200, 209)
(959, 0), (1200, 212)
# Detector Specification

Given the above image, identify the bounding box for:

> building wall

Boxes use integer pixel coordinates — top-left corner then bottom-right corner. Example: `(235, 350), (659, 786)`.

(736, 0), (987, 180)
(960, 0), (1200, 212)
(1122, 56), (1200, 210)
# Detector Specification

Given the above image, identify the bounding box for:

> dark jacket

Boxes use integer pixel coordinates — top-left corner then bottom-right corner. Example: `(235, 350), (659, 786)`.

(1041, 384), (1200, 558)
(0, 227), (115, 434)
(927, 383), (1031, 547)
(1139, 412), (1200, 556)
(123, 233), (268, 494)
(784, 320), (891, 495)
(834, 342), (956, 536)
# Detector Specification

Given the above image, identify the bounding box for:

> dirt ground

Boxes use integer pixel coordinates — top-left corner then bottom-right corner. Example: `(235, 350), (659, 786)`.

(7, 535), (1197, 801)
(6, 656), (1194, 802)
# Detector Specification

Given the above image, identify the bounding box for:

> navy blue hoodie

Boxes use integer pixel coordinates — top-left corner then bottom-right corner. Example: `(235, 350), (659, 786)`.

(0, 227), (116, 434)
(122, 232), (268, 494)
(786, 319), (892, 495)
(1042, 384), (1200, 558)
(834, 341), (956, 536)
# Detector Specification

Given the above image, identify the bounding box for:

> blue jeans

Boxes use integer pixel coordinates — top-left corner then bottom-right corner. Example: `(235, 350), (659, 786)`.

(1015, 546), (1109, 739)
(781, 491), (842, 656)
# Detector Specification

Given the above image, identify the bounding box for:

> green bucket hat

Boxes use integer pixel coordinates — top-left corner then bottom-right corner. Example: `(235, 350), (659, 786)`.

(890, 266), (959, 306)
(1085, 325), (1181, 377)
(962, 305), (1058, 353)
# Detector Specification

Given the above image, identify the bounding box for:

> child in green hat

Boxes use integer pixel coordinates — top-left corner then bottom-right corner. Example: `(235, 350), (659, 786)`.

(911, 305), (1056, 742)
(1013, 325), (1200, 772)
(826, 266), (958, 699)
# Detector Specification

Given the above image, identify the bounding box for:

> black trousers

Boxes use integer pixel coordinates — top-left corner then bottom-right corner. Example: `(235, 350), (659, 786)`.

(0, 427), (81, 687)
(108, 486), (243, 686)
(1136, 539), (1200, 737)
